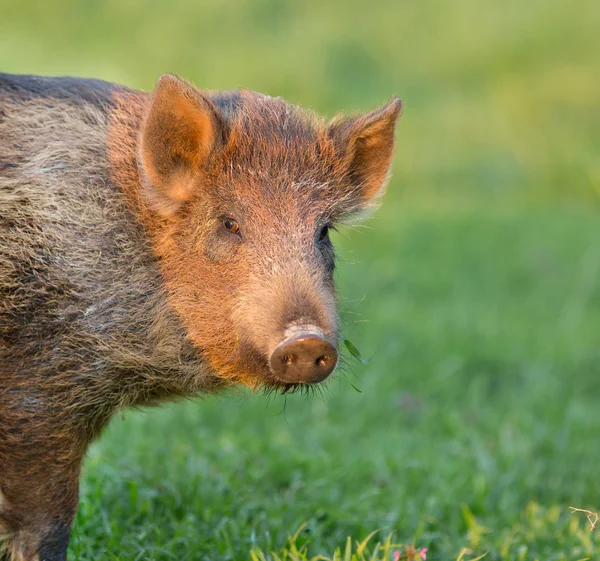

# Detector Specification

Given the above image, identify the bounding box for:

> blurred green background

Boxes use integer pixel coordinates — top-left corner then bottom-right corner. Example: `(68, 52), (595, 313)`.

(1, 1), (600, 559)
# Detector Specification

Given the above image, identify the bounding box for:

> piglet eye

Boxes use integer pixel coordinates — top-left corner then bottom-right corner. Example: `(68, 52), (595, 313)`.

(319, 225), (330, 241)
(222, 218), (240, 235)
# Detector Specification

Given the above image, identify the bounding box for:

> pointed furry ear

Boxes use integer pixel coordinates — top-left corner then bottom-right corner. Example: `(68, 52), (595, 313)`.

(138, 74), (226, 216)
(329, 97), (402, 205)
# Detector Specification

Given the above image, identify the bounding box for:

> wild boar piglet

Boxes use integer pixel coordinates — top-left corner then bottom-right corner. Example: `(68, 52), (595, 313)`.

(0, 72), (402, 561)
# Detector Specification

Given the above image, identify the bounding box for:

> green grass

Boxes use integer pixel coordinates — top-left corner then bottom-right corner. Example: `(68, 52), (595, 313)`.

(1, 0), (600, 559)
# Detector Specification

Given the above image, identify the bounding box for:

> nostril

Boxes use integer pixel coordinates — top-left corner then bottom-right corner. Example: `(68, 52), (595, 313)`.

(316, 356), (327, 367)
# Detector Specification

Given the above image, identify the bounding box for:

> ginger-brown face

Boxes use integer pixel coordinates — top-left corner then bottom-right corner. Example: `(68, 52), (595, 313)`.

(138, 75), (402, 390)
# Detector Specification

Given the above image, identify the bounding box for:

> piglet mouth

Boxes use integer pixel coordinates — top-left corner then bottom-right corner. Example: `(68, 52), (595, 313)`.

(269, 324), (338, 384)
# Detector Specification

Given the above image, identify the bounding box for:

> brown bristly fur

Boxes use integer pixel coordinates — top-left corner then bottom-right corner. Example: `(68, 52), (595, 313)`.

(0, 72), (401, 560)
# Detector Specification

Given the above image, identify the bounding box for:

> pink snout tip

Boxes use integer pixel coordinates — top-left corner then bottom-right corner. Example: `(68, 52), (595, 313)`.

(269, 326), (338, 384)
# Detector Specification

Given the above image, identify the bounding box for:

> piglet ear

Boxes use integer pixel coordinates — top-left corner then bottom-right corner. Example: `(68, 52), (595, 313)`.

(139, 74), (226, 216)
(329, 97), (402, 205)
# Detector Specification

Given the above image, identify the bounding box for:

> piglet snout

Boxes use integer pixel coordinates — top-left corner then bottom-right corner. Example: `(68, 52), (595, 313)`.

(270, 325), (337, 383)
